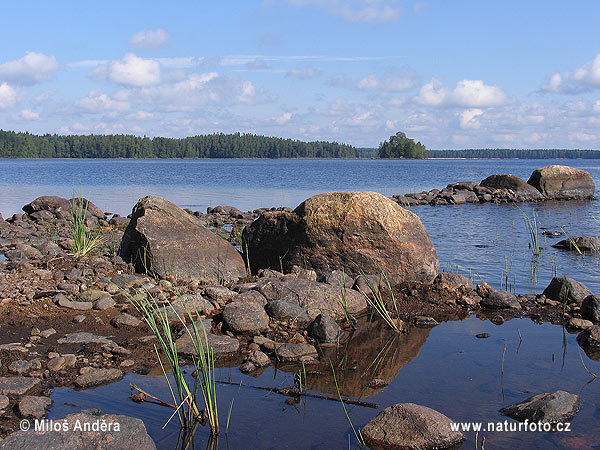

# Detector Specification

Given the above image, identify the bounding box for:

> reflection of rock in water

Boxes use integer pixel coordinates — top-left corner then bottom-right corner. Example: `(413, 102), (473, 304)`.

(581, 346), (600, 361)
(303, 318), (431, 398)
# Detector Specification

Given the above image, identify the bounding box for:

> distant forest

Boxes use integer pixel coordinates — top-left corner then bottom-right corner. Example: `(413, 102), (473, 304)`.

(0, 130), (357, 159)
(428, 149), (600, 159)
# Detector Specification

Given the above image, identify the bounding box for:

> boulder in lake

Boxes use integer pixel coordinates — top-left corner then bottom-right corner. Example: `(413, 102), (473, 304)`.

(577, 325), (600, 348)
(500, 390), (582, 423)
(480, 290), (521, 309)
(22, 196), (104, 221)
(362, 403), (464, 450)
(543, 277), (592, 304)
(243, 191), (439, 284)
(581, 295), (600, 323)
(480, 174), (544, 201)
(119, 196), (246, 284)
(553, 236), (600, 253)
(527, 165), (595, 200)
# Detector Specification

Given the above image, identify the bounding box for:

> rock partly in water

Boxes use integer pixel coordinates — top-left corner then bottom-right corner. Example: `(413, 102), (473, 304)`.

(175, 324), (240, 357)
(243, 191), (439, 284)
(276, 343), (318, 362)
(480, 174), (544, 201)
(581, 295), (600, 323)
(553, 236), (600, 253)
(74, 368), (124, 388)
(119, 196), (246, 284)
(0, 411), (157, 450)
(527, 165), (595, 200)
(542, 277), (592, 304)
(307, 314), (342, 343)
(500, 390), (582, 423)
(577, 325), (600, 348)
(480, 291), (521, 309)
(362, 403), (464, 450)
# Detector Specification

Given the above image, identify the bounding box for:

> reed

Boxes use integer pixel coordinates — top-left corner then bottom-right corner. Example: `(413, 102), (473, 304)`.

(330, 361), (365, 446)
(68, 198), (103, 257)
(522, 208), (541, 256)
(356, 264), (403, 333)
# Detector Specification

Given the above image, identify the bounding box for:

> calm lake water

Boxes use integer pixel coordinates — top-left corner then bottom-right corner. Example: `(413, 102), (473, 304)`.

(1, 158), (599, 448)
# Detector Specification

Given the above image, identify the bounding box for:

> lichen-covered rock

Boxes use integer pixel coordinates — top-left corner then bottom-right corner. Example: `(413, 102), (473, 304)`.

(527, 165), (595, 200)
(119, 196), (246, 284)
(480, 174), (544, 201)
(243, 191), (438, 284)
(362, 403), (464, 450)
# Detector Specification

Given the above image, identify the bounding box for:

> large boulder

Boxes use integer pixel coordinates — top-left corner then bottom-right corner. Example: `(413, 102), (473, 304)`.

(362, 403), (464, 450)
(542, 277), (592, 304)
(243, 192), (438, 284)
(22, 196), (104, 220)
(527, 165), (595, 200)
(119, 196), (246, 283)
(480, 174), (544, 201)
(500, 390), (582, 423)
(553, 236), (600, 253)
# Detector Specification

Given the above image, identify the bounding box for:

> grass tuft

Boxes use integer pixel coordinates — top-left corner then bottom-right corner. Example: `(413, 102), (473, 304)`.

(68, 197), (103, 257)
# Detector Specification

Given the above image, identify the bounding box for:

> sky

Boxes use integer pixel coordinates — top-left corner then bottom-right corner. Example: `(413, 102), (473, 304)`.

(1, 1), (600, 149)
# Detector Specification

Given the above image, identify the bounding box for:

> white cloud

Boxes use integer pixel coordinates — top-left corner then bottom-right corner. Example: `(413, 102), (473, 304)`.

(0, 52), (59, 85)
(541, 54), (600, 94)
(287, 66), (320, 79)
(237, 81), (256, 103)
(279, 0), (402, 23)
(572, 54), (600, 87)
(74, 90), (130, 113)
(569, 132), (596, 142)
(129, 29), (170, 49)
(126, 111), (156, 120)
(107, 53), (161, 87)
(273, 112), (292, 124)
(20, 109), (39, 120)
(0, 82), (16, 109)
(416, 78), (508, 107)
(540, 73), (564, 93)
(594, 100), (600, 112)
(459, 108), (484, 129)
(357, 72), (417, 92)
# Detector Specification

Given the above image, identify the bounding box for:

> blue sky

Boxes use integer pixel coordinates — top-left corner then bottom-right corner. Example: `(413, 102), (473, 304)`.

(1, 1), (599, 149)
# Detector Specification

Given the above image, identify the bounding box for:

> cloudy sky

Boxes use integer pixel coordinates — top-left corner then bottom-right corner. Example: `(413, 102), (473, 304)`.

(1, 1), (599, 149)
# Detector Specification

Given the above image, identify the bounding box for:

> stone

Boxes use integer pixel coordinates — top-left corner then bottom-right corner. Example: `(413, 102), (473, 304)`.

(236, 290), (268, 306)
(14, 244), (43, 260)
(0, 377), (40, 396)
(476, 282), (493, 297)
(57, 332), (129, 355)
(175, 327), (240, 357)
(243, 191), (439, 284)
(40, 328), (56, 338)
(434, 272), (474, 289)
(0, 395), (8, 410)
(94, 295), (116, 310)
(307, 314), (342, 342)
(119, 196), (246, 284)
(568, 318), (593, 329)
(203, 286), (237, 305)
(47, 355), (77, 372)
(480, 174), (544, 201)
(111, 313), (143, 328)
(324, 269), (354, 287)
(500, 390), (582, 423)
(581, 295), (600, 323)
(553, 237), (600, 253)
(248, 350), (270, 367)
(9, 360), (31, 375)
(527, 165), (595, 200)
(255, 277), (367, 320)
(291, 265), (318, 281)
(222, 302), (269, 334)
(0, 411), (157, 450)
(362, 403), (464, 450)
(265, 300), (311, 327)
(18, 396), (52, 419)
(74, 368), (123, 388)
(276, 343), (317, 362)
(55, 293), (93, 311)
(480, 291), (521, 309)
(414, 316), (439, 327)
(172, 293), (214, 315)
(543, 277), (592, 304)
(577, 325), (600, 348)
(110, 273), (145, 289)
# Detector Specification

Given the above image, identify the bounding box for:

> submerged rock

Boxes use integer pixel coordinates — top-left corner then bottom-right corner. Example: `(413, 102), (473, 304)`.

(0, 411), (157, 449)
(527, 165), (595, 200)
(500, 390), (582, 423)
(119, 196), (246, 284)
(362, 403), (464, 450)
(243, 191), (439, 284)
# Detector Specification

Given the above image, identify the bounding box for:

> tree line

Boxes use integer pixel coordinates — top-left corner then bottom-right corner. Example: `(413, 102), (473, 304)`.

(428, 149), (600, 159)
(0, 130), (357, 159)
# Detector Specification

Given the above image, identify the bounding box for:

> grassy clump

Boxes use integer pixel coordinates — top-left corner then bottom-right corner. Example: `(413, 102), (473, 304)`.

(68, 198), (103, 257)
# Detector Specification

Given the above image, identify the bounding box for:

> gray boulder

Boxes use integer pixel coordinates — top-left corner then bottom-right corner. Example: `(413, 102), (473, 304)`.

(480, 291), (521, 309)
(307, 314), (342, 343)
(581, 295), (600, 323)
(480, 174), (544, 201)
(175, 324), (240, 357)
(543, 277), (592, 304)
(362, 403), (464, 450)
(553, 236), (600, 253)
(527, 165), (595, 200)
(119, 196), (246, 284)
(500, 390), (582, 423)
(222, 302), (269, 334)
(276, 343), (318, 362)
(265, 300), (311, 327)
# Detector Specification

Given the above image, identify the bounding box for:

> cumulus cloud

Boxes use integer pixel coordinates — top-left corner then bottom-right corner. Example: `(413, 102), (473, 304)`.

(19, 109), (39, 120)
(286, 66), (320, 79)
(541, 54), (600, 94)
(0, 82), (17, 109)
(416, 78), (508, 107)
(74, 90), (130, 113)
(459, 108), (484, 129)
(108, 53), (161, 86)
(279, 0), (402, 23)
(129, 29), (170, 49)
(357, 72), (417, 92)
(273, 112), (292, 124)
(0, 52), (59, 85)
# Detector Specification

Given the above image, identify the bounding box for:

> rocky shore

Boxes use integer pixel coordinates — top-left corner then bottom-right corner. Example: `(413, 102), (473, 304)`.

(0, 164), (598, 447)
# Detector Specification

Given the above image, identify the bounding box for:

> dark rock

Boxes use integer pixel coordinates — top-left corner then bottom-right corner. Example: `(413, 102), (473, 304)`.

(527, 165), (595, 200)
(119, 196), (245, 284)
(276, 343), (317, 362)
(0, 411), (157, 449)
(255, 277), (367, 320)
(543, 277), (592, 304)
(500, 390), (582, 423)
(222, 302), (269, 334)
(480, 174), (544, 201)
(581, 295), (600, 323)
(324, 270), (354, 287)
(265, 300), (311, 327)
(480, 291), (521, 309)
(236, 290), (268, 306)
(74, 368), (123, 388)
(577, 325), (600, 348)
(476, 333), (490, 339)
(0, 377), (40, 396)
(307, 314), (342, 342)
(553, 236), (600, 253)
(243, 191), (439, 284)
(448, 190), (479, 204)
(18, 395), (52, 419)
(362, 403), (464, 450)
